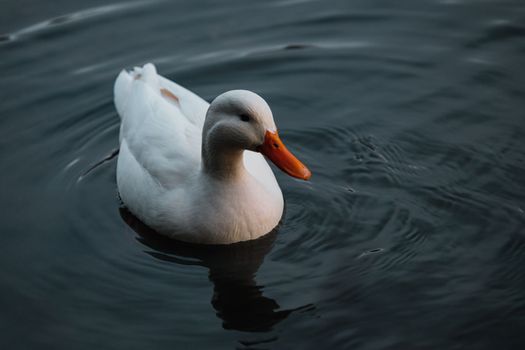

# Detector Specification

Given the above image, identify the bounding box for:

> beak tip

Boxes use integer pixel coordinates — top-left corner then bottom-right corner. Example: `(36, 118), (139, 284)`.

(303, 170), (312, 181)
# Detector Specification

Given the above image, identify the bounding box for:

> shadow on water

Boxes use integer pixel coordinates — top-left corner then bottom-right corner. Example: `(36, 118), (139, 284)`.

(119, 207), (312, 333)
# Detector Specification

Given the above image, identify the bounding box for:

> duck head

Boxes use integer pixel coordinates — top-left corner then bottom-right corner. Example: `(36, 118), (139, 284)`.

(203, 90), (311, 180)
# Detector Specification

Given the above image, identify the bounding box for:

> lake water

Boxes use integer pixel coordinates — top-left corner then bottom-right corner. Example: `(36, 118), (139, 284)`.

(1, 0), (525, 349)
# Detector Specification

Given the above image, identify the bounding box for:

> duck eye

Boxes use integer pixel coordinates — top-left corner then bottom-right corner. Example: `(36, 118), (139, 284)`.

(239, 114), (250, 122)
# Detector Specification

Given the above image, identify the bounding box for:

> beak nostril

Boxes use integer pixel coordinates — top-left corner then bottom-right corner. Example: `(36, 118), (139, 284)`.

(273, 143), (279, 148)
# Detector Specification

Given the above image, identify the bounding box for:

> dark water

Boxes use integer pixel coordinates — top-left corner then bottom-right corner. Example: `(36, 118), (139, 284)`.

(1, 0), (525, 349)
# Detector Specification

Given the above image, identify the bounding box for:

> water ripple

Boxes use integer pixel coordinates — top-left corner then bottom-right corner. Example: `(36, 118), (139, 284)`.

(3, 1), (156, 43)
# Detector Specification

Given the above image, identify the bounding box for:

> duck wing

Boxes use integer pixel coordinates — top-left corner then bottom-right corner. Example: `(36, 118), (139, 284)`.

(114, 63), (207, 188)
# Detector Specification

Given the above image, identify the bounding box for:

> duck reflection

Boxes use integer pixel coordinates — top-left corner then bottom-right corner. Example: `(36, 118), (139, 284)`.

(120, 207), (301, 332)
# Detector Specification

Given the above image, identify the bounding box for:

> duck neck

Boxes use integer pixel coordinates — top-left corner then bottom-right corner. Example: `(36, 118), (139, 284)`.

(201, 139), (247, 181)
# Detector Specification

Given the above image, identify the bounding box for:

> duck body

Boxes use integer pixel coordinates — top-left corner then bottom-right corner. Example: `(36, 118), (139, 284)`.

(114, 63), (309, 244)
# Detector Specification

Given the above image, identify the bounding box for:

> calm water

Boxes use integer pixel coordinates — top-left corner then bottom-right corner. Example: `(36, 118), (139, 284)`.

(1, 0), (525, 349)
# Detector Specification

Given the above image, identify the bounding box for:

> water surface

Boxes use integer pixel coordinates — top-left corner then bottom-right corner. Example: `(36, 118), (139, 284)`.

(1, 0), (525, 349)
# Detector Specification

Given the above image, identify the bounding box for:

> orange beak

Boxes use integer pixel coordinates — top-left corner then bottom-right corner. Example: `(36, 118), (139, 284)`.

(256, 130), (311, 180)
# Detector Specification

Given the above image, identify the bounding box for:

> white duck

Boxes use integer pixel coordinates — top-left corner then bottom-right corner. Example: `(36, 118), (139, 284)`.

(114, 63), (311, 244)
